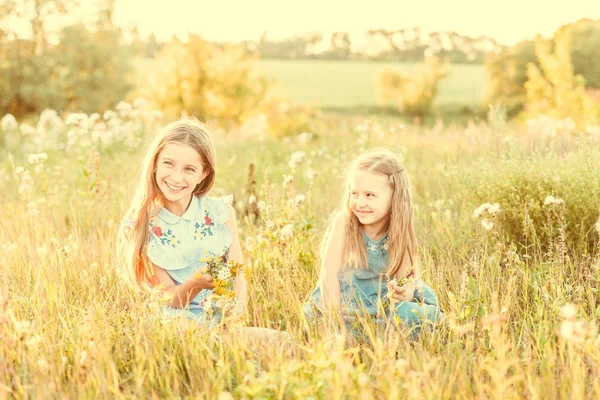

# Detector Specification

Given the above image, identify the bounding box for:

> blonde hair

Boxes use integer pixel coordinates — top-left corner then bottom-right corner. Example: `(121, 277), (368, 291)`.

(323, 147), (419, 278)
(117, 119), (216, 287)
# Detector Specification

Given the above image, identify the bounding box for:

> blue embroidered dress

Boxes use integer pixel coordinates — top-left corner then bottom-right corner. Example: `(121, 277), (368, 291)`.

(143, 194), (233, 322)
(304, 231), (443, 338)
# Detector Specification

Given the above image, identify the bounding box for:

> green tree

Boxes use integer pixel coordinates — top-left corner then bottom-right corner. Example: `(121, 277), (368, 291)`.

(146, 34), (270, 123)
(523, 30), (596, 128)
(49, 24), (132, 113)
(483, 19), (600, 118)
(482, 40), (539, 117)
(560, 19), (600, 88)
(0, 0), (132, 116)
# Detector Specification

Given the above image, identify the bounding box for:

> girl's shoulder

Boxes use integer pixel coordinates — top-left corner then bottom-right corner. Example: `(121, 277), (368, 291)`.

(196, 194), (234, 225)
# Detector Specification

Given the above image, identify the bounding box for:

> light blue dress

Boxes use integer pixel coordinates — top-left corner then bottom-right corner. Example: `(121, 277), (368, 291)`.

(127, 194), (233, 324)
(304, 231), (443, 338)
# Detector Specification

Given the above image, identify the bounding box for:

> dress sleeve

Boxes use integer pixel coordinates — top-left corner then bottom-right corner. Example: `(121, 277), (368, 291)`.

(214, 194), (234, 224)
(210, 195), (234, 255)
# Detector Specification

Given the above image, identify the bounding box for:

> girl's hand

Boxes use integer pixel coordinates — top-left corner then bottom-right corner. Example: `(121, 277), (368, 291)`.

(387, 279), (414, 305)
(195, 274), (214, 290)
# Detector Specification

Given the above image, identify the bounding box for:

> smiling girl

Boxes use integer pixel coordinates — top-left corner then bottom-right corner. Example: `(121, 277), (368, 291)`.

(304, 148), (443, 338)
(118, 119), (247, 323)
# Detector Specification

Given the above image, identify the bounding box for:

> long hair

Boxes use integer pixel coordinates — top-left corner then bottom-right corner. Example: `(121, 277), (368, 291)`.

(117, 119), (216, 287)
(322, 148), (419, 278)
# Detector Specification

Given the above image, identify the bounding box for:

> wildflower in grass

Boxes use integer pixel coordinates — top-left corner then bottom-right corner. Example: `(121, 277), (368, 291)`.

(472, 202), (500, 230)
(481, 219), (494, 231)
(544, 195), (564, 206)
(294, 194), (305, 207)
(65, 113), (87, 127)
(20, 123), (35, 136)
(116, 101), (133, 115)
(283, 175), (294, 187)
(298, 132), (314, 142)
(1, 114), (17, 131)
(103, 110), (117, 121)
(560, 303), (577, 319)
(279, 224), (294, 241)
(133, 97), (147, 109)
(289, 151), (306, 170)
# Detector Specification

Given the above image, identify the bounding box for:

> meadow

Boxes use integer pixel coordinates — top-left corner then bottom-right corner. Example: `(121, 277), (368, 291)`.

(135, 57), (486, 113)
(1, 105), (600, 399)
(260, 59), (486, 111)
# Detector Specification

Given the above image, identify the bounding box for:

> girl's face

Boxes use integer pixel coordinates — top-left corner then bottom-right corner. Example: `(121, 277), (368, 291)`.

(349, 169), (393, 231)
(155, 143), (207, 213)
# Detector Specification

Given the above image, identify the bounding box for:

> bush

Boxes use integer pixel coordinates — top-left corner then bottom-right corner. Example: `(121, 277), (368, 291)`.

(376, 56), (447, 117)
(452, 145), (600, 253)
(522, 29), (598, 129)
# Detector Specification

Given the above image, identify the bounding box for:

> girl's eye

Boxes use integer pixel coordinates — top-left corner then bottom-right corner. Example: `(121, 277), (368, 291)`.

(163, 161), (173, 166)
(367, 193), (375, 197)
(186, 167), (196, 172)
(350, 192), (358, 197)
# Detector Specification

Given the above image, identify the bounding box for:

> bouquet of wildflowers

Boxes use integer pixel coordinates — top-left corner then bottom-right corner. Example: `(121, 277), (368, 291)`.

(196, 254), (245, 322)
(386, 267), (416, 304)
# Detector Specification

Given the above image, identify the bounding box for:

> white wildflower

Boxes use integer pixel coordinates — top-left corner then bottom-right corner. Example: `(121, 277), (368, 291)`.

(133, 97), (147, 109)
(560, 303), (577, 320)
(65, 113), (87, 126)
(116, 101), (133, 114)
(217, 267), (231, 281)
(103, 110), (117, 121)
(1, 114), (18, 131)
(283, 175), (294, 186)
(279, 224), (294, 241)
(294, 194), (306, 206)
(27, 152), (48, 165)
(544, 195), (564, 207)
(481, 219), (494, 231)
(298, 132), (313, 142)
(288, 151), (306, 170)
(19, 123), (36, 135)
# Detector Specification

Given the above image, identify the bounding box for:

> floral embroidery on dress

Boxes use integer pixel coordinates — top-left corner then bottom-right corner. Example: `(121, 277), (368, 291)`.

(366, 234), (389, 252)
(194, 208), (215, 239)
(150, 221), (180, 247)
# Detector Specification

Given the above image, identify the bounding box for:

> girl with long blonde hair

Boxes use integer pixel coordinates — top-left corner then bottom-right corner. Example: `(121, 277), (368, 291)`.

(118, 118), (245, 322)
(304, 148), (442, 338)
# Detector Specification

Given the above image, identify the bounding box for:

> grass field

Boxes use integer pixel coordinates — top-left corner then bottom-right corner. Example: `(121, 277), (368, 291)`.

(2, 106), (600, 398)
(260, 59), (486, 110)
(135, 57), (486, 114)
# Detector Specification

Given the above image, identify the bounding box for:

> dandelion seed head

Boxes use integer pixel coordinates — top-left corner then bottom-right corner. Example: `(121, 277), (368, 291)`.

(1, 114), (18, 131)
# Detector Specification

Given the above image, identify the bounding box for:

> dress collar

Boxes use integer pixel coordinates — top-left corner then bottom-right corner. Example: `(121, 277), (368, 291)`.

(157, 195), (199, 224)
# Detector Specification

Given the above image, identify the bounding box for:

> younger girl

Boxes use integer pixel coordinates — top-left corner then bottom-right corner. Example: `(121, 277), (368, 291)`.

(119, 119), (247, 324)
(304, 148), (442, 338)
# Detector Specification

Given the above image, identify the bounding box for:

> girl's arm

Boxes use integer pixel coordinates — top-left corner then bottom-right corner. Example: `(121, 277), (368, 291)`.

(320, 214), (346, 323)
(225, 204), (248, 312)
(148, 264), (214, 309)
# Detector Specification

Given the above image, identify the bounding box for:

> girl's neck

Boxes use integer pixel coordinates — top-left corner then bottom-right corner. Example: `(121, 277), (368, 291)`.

(163, 195), (193, 217)
(362, 220), (389, 241)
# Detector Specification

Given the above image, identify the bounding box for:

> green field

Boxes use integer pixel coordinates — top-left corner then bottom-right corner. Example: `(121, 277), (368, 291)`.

(260, 59), (486, 110)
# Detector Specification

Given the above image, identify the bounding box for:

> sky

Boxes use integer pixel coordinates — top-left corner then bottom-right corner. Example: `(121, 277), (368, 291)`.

(112, 0), (600, 45)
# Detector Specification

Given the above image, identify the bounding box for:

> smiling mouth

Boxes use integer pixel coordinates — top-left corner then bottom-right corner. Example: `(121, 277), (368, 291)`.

(354, 210), (372, 215)
(165, 181), (186, 192)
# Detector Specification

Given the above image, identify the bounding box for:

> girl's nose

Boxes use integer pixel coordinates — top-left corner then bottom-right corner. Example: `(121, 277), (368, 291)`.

(171, 169), (183, 182)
